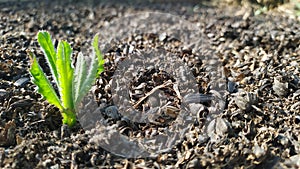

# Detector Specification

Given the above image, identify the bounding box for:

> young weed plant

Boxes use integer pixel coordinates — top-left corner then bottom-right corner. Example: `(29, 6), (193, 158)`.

(28, 31), (104, 127)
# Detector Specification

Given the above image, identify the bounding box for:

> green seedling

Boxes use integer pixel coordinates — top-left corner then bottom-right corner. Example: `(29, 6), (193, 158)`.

(28, 31), (105, 127)
(296, 1), (300, 16)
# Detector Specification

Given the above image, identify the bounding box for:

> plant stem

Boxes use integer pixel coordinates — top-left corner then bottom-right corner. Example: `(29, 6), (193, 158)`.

(61, 108), (77, 127)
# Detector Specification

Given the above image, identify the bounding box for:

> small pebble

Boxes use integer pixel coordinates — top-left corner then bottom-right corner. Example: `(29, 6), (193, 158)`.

(14, 77), (30, 87)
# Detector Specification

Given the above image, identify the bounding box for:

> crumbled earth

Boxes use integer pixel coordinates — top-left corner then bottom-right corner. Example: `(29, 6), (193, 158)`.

(0, 0), (300, 168)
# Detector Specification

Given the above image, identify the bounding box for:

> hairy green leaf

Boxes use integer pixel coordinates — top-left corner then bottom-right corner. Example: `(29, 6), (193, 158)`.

(56, 41), (74, 110)
(37, 31), (59, 85)
(73, 35), (101, 108)
(92, 34), (105, 76)
(73, 52), (98, 108)
(72, 52), (87, 107)
(28, 51), (63, 111)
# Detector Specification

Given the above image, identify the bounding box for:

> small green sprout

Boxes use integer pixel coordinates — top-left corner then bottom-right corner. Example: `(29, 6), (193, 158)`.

(296, 1), (300, 16)
(28, 31), (105, 127)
